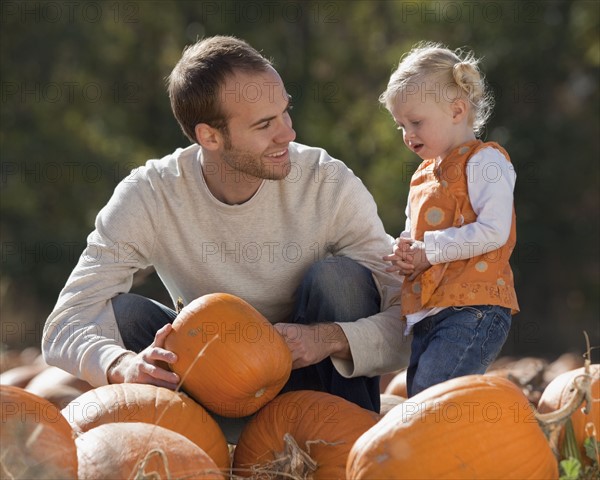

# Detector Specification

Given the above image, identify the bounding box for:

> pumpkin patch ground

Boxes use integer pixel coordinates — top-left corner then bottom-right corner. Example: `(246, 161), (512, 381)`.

(2, 330), (598, 478)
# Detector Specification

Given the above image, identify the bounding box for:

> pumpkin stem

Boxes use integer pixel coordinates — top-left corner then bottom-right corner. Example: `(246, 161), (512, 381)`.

(175, 297), (184, 315)
(535, 331), (594, 459)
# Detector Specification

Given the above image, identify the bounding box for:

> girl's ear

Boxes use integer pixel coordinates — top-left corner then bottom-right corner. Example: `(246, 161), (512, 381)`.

(451, 98), (469, 123)
(195, 123), (223, 151)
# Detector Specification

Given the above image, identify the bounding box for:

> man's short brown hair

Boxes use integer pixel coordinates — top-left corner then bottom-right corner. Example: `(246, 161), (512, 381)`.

(167, 35), (272, 144)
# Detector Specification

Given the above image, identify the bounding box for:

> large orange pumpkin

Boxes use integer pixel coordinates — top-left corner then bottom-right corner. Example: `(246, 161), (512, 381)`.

(165, 293), (292, 417)
(62, 383), (230, 472)
(537, 364), (599, 463)
(25, 365), (91, 410)
(0, 363), (48, 389)
(0, 385), (77, 479)
(26, 366), (92, 395)
(76, 422), (223, 479)
(233, 390), (378, 479)
(347, 375), (559, 479)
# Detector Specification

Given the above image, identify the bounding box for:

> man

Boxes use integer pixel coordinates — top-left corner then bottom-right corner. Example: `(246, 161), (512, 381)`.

(43, 36), (406, 421)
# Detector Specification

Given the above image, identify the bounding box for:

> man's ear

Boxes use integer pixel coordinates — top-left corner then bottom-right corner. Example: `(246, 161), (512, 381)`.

(451, 98), (469, 123)
(195, 123), (222, 150)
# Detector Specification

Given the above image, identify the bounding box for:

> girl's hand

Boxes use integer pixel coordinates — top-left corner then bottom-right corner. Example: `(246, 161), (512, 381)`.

(383, 235), (416, 275)
(406, 240), (432, 280)
(394, 236), (414, 261)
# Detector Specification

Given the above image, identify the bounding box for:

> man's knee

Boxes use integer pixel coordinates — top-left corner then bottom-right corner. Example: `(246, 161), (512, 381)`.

(303, 256), (372, 294)
(111, 293), (175, 323)
(111, 293), (144, 319)
(111, 294), (175, 352)
(299, 257), (380, 321)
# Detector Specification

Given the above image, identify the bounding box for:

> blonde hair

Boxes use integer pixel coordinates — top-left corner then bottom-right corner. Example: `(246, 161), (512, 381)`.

(380, 42), (494, 135)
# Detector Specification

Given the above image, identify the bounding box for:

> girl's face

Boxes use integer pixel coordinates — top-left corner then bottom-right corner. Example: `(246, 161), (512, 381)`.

(389, 87), (474, 162)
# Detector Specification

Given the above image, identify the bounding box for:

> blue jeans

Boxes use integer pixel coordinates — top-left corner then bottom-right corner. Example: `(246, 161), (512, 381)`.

(407, 305), (511, 397)
(112, 257), (381, 413)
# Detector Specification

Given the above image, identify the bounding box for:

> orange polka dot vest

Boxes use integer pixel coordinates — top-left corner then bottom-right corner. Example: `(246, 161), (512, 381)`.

(401, 140), (520, 317)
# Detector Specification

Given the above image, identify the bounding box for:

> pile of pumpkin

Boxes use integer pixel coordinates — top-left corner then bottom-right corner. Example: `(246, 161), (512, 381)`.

(1, 293), (598, 479)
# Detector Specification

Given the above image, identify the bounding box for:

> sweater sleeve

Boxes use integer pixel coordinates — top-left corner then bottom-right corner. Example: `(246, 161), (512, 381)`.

(424, 147), (516, 264)
(326, 173), (408, 377)
(42, 167), (158, 387)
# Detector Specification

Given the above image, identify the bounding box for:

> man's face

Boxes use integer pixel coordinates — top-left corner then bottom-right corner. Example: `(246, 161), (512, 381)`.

(219, 67), (296, 181)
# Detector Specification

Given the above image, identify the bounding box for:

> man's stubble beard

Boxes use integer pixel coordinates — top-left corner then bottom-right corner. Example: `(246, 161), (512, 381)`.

(221, 132), (291, 181)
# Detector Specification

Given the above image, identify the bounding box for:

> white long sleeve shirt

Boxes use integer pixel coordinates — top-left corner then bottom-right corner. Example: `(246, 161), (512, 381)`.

(43, 142), (407, 386)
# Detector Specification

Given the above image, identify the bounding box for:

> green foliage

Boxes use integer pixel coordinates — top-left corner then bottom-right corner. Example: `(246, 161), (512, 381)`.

(1, 0), (598, 357)
(563, 418), (584, 463)
(559, 430), (600, 480)
(584, 437), (600, 464)
(560, 458), (582, 480)
(559, 437), (600, 480)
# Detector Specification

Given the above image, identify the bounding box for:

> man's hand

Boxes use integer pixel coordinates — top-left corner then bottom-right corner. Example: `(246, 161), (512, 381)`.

(107, 324), (180, 389)
(274, 322), (351, 369)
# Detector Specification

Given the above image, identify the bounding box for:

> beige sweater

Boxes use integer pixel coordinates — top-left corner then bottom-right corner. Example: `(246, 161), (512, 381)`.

(43, 142), (407, 386)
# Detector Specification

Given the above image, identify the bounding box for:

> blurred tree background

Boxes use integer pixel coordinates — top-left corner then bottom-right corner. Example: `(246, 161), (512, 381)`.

(1, 0), (599, 362)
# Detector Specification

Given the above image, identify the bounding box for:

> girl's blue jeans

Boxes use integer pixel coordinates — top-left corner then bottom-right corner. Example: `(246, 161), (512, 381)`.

(407, 305), (512, 397)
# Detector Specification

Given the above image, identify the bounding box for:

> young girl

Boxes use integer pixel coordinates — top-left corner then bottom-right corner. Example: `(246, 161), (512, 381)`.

(381, 42), (519, 397)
